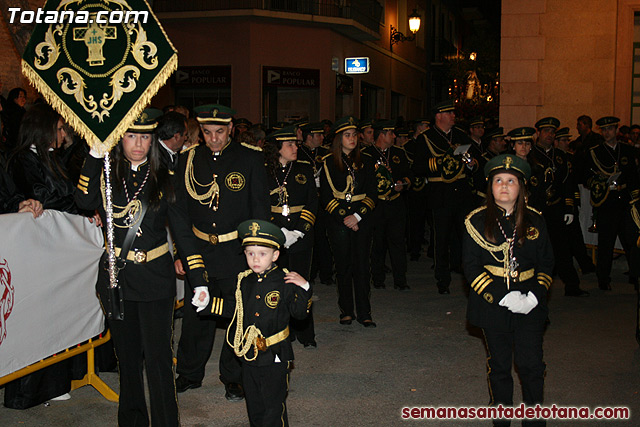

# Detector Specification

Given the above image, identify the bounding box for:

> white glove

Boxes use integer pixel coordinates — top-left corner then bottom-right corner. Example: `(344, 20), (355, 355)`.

(499, 291), (538, 315)
(191, 286), (210, 313)
(564, 214), (574, 225)
(281, 228), (299, 249)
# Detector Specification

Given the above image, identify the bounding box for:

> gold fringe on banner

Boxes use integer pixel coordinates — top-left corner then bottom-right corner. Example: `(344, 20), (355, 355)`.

(21, 53), (178, 155)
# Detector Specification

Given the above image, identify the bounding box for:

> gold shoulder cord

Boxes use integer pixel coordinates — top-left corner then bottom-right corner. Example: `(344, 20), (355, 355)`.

(184, 148), (220, 210)
(100, 173), (141, 228)
(322, 160), (354, 199)
(464, 212), (511, 284)
(590, 149), (615, 177)
(226, 269), (263, 362)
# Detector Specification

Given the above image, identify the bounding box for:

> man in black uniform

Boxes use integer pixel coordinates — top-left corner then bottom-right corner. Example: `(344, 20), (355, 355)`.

(359, 118), (374, 147)
(412, 100), (475, 294)
(405, 118), (430, 260)
(363, 120), (412, 290)
(299, 122), (334, 285)
(555, 127), (596, 274)
(529, 117), (588, 296)
(156, 111), (187, 172)
(584, 116), (640, 290)
(173, 104), (270, 400)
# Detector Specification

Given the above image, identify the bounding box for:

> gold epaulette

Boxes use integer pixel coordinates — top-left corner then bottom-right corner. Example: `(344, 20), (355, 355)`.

(181, 144), (198, 153)
(362, 151), (373, 158)
(526, 206), (542, 216)
(297, 159), (311, 164)
(321, 153), (333, 161)
(465, 205), (487, 222)
(241, 142), (262, 151)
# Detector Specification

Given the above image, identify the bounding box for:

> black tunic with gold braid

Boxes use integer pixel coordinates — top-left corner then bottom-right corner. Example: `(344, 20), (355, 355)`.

(362, 144), (412, 288)
(75, 154), (209, 301)
(174, 140), (271, 282)
(584, 141), (640, 288)
(464, 205), (554, 411)
(319, 152), (377, 321)
(268, 160), (318, 254)
(463, 205), (554, 332)
(411, 126), (475, 290)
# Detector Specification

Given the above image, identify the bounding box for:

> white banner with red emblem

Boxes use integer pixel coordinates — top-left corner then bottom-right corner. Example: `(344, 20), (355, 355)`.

(0, 210), (104, 378)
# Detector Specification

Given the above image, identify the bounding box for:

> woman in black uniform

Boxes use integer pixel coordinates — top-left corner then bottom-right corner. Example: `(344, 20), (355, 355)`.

(264, 125), (319, 347)
(75, 109), (209, 427)
(463, 154), (553, 425)
(319, 116), (377, 327)
(464, 154), (553, 426)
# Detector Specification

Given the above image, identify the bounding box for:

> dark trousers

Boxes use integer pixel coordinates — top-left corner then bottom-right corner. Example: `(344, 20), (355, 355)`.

(281, 245), (315, 345)
(568, 211), (594, 271)
(176, 276), (242, 384)
(109, 297), (178, 427)
(310, 210), (334, 283)
(483, 326), (546, 427)
(407, 189), (428, 257)
(327, 219), (373, 321)
(596, 196), (635, 287)
(242, 362), (289, 427)
(432, 204), (467, 286)
(371, 199), (407, 287)
(543, 205), (580, 291)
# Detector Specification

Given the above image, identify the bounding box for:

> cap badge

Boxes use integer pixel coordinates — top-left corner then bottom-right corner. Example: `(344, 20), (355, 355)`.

(503, 156), (513, 169)
(212, 108), (218, 117)
(249, 222), (260, 237)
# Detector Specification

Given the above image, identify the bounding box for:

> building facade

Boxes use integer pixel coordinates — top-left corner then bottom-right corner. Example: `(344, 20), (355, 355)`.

(500, 0), (640, 130)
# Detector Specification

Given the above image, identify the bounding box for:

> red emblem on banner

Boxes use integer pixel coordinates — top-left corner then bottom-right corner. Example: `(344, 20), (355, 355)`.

(0, 258), (14, 346)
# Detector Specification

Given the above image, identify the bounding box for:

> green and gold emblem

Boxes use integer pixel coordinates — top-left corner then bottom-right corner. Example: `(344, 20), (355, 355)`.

(22, 0), (178, 154)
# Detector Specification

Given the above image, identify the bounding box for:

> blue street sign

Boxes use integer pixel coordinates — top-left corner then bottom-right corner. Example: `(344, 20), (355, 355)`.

(345, 57), (370, 74)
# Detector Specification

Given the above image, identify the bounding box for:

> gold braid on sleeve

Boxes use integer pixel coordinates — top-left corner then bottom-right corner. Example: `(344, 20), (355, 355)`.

(226, 269), (263, 362)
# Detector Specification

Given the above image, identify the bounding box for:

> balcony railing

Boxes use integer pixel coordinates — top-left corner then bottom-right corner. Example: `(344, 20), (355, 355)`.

(153, 0), (382, 33)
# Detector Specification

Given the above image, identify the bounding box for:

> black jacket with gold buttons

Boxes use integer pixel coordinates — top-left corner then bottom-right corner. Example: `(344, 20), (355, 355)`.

(75, 154), (209, 302)
(268, 160), (318, 252)
(463, 205), (554, 332)
(173, 140), (271, 281)
(319, 152), (377, 224)
(201, 266), (312, 367)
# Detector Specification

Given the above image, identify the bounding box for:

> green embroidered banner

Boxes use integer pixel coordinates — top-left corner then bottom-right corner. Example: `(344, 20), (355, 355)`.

(21, 0), (177, 154)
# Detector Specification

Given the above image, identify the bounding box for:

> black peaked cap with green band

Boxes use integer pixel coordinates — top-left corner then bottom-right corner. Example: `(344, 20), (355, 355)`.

(484, 154), (531, 181)
(238, 219), (285, 249)
(195, 104), (236, 125)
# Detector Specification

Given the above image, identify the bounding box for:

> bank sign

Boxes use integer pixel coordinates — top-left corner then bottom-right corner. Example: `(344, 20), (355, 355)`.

(263, 66), (320, 88)
(345, 57), (369, 74)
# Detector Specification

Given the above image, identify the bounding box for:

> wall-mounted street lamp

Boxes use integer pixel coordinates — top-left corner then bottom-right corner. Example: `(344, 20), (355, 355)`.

(390, 9), (421, 46)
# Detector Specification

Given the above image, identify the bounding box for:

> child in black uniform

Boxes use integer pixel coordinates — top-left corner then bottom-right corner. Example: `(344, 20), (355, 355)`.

(192, 219), (312, 426)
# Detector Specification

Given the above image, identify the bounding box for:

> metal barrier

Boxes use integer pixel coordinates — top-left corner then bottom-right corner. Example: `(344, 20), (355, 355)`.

(0, 331), (118, 402)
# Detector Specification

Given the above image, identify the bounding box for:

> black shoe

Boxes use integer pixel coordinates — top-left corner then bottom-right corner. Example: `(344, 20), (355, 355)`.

(394, 284), (410, 291)
(358, 319), (377, 328)
(339, 316), (353, 325)
(303, 341), (317, 349)
(437, 283), (450, 294)
(373, 282), (385, 289)
(599, 283), (612, 290)
(175, 376), (201, 393)
(225, 382), (244, 402)
(565, 289), (590, 297)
